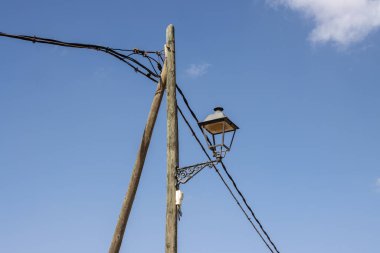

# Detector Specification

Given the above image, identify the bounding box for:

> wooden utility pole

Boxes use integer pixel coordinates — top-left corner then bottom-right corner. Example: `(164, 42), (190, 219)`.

(165, 24), (178, 253)
(108, 61), (167, 253)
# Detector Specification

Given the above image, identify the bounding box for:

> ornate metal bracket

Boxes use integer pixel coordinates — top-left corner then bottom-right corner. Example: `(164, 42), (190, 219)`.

(176, 160), (218, 185)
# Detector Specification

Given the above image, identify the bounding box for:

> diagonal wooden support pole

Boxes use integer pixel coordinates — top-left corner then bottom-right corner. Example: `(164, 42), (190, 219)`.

(109, 61), (167, 253)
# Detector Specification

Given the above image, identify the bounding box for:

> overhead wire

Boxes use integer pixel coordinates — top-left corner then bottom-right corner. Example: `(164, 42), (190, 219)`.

(220, 161), (280, 253)
(176, 84), (213, 147)
(176, 85), (281, 253)
(1, 30), (280, 252)
(177, 105), (275, 253)
(0, 31), (160, 82)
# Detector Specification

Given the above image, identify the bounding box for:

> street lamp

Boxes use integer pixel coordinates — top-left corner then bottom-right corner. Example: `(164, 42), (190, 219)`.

(176, 107), (239, 185)
(199, 107), (239, 160)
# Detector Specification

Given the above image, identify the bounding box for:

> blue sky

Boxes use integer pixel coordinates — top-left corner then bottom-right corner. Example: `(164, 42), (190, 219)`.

(1, 0), (379, 252)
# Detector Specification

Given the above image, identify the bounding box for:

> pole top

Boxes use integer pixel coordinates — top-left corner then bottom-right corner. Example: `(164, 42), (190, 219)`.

(166, 24), (175, 33)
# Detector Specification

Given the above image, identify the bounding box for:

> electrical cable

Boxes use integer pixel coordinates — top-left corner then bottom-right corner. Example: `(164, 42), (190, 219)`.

(1, 30), (280, 252)
(176, 86), (281, 253)
(220, 161), (280, 253)
(146, 55), (159, 76)
(0, 32), (160, 82)
(176, 84), (213, 147)
(177, 105), (276, 253)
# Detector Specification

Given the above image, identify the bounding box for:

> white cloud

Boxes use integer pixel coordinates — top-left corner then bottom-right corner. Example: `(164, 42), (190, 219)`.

(185, 63), (211, 78)
(269, 0), (380, 46)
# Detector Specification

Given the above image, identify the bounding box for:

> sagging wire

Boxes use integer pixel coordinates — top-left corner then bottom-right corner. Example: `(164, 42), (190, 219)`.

(176, 86), (281, 253)
(177, 105), (276, 253)
(0, 32), (162, 83)
(0, 30), (280, 253)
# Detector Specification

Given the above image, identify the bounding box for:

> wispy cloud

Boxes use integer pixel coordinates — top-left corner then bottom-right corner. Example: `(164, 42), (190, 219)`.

(185, 63), (211, 78)
(268, 0), (380, 46)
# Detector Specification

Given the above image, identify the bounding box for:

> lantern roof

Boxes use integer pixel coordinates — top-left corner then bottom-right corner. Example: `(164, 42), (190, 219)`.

(198, 107), (239, 135)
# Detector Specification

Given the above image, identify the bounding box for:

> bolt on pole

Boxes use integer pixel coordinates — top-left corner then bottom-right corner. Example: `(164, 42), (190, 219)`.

(165, 24), (178, 253)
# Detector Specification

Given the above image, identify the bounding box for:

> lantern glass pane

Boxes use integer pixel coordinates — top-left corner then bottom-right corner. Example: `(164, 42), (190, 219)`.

(203, 121), (236, 134)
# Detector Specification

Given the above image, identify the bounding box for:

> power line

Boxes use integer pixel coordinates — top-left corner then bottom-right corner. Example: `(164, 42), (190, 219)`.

(1, 30), (281, 252)
(0, 31), (161, 82)
(176, 84), (213, 147)
(177, 105), (276, 253)
(220, 161), (280, 253)
(176, 85), (281, 253)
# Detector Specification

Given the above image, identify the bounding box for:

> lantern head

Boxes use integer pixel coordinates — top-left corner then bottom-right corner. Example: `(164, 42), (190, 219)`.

(198, 107), (239, 160)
